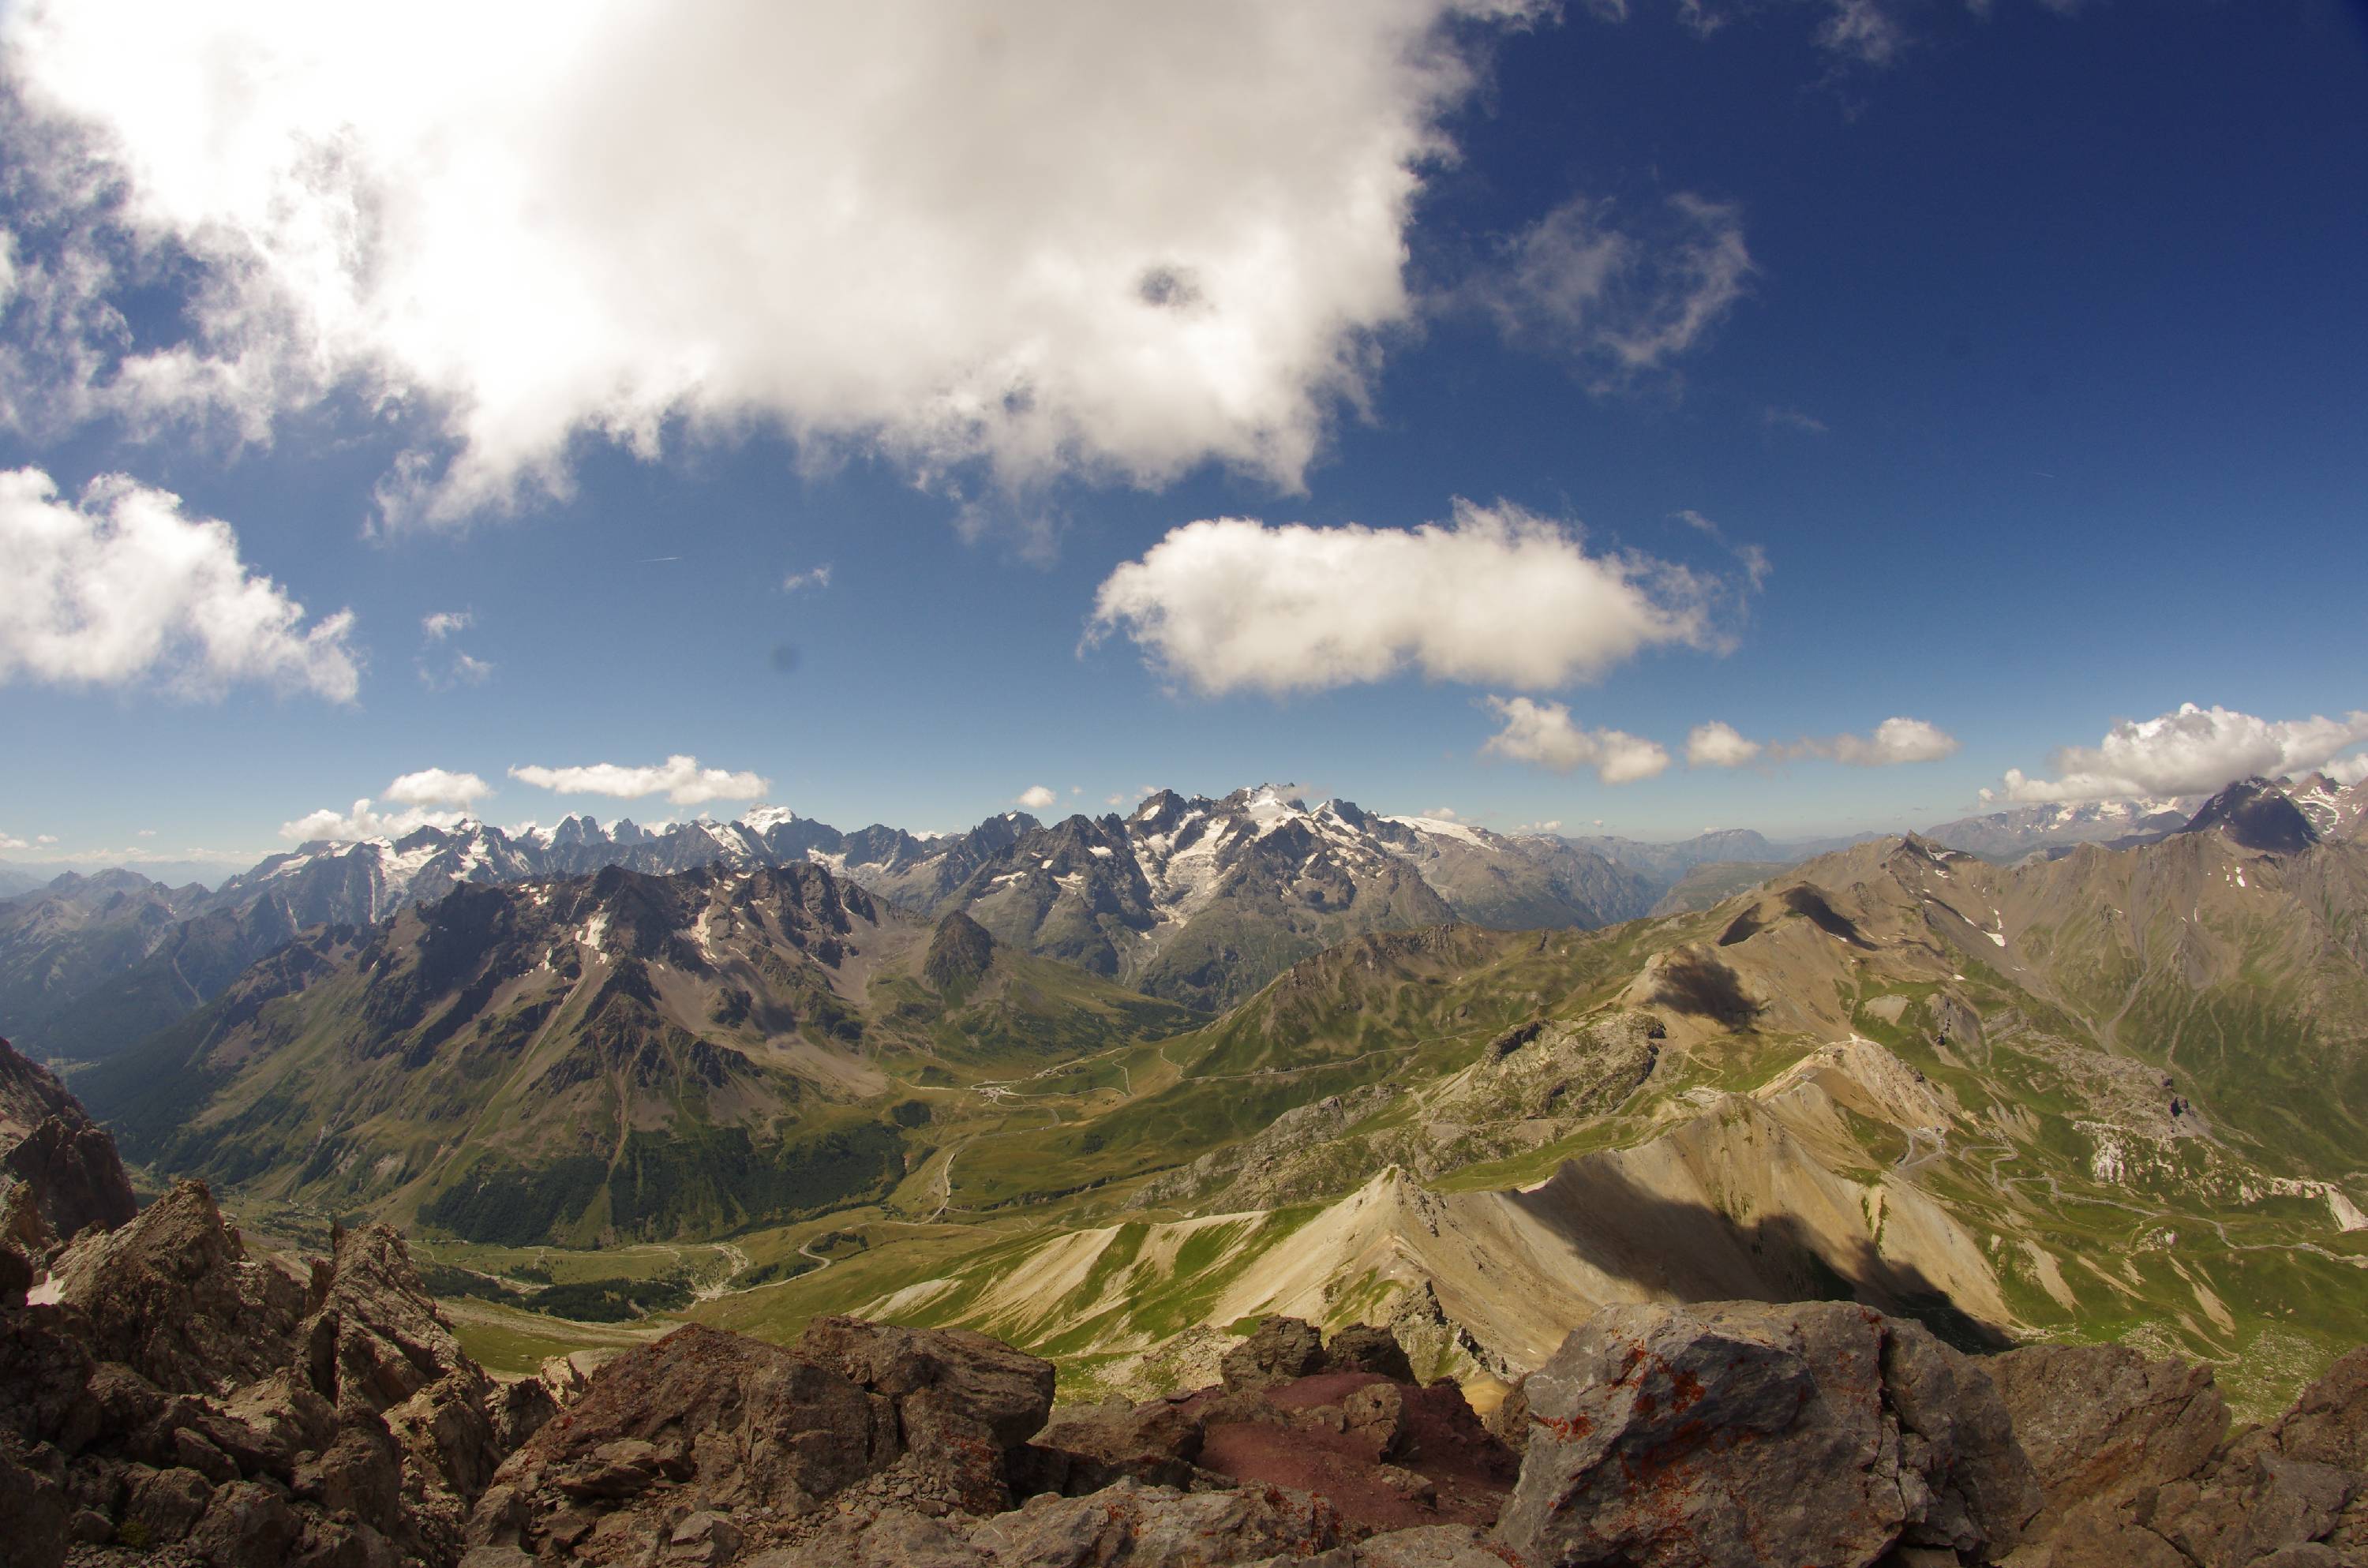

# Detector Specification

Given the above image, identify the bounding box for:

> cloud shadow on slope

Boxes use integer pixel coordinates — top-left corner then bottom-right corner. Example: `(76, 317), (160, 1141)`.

(1503, 1157), (2011, 1355)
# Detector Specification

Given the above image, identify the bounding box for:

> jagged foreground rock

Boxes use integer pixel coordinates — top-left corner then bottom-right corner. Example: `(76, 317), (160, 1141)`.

(5, 1035), (2363, 1566)
(1, 1179), (543, 1568)
(446, 1301), (2368, 1568)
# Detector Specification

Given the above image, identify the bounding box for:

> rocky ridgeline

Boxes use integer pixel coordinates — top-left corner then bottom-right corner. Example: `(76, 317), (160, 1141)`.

(3, 1037), (2366, 1567)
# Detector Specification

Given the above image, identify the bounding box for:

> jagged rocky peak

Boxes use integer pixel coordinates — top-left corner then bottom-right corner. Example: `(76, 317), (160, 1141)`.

(2183, 776), (2321, 854)
(1129, 788), (1190, 830)
(924, 910), (997, 992)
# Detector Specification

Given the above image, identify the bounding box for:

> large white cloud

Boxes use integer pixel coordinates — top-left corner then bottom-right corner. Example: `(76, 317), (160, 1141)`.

(2000, 703), (2368, 804)
(0, 466), (358, 698)
(384, 768), (491, 808)
(2, 0), (1541, 524)
(1014, 785), (1058, 811)
(1482, 697), (1671, 784)
(508, 755), (768, 806)
(1088, 500), (1725, 697)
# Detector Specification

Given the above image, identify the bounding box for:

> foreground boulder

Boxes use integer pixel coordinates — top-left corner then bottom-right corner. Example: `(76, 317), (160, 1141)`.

(1494, 1298), (2040, 1568)
(471, 1319), (1058, 1561)
(1990, 1342), (2368, 1567)
(798, 1314), (1057, 1510)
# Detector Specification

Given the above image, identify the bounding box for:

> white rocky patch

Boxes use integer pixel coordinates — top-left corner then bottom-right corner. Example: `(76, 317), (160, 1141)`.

(2242, 1176), (2368, 1233)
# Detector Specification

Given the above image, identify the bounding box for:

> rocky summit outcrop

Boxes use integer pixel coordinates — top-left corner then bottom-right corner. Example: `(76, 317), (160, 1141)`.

(1990, 1342), (2368, 1567)
(1496, 1298), (2040, 1567)
(470, 1316), (1060, 1561)
(1, 1167), (525, 1568)
(461, 1312), (1521, 1566)
(1493, 1300), (2368, 1568)
(6, 1089), (2363, 1568)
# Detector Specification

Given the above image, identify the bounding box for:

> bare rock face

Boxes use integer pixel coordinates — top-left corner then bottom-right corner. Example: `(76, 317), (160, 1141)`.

(46, 1179), (308, 1397)
(0, 1439), (71, 1568)
(2, 1117), (138, 1251)
(1991, 1342), (2368, 1568)
(1988, 1341), (2231, 1536)
(1182, 1365), (1520, 1540)
(1494, 1299), (2040, 1568)
(4, 1166), (510, 1567)
(1322, 1323), (1417, 1384)
(0, 1038), (139, 1252)
(469, 1323), (901, 1562)
(1021, 1398), (1206, 1494)
(968, 1476), (1344, 1566)
(796, 1314), (1057, 1512)
(1220, 1316), (1327, 1392)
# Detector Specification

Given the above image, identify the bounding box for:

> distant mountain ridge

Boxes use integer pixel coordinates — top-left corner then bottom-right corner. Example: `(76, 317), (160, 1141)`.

(13, 772), (2362, 1058)
(1923, 795), (2199, 859)
(0, 786), (1654, 1047)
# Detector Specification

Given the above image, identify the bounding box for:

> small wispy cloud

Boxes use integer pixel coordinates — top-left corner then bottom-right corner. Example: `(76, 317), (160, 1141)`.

(1687, 716), (1958, 769)
(782, 564), (833, 593)
(1760, 406), (1828, 435)
(417, 608), (492, 689)
(1468, 193), (1753, 389)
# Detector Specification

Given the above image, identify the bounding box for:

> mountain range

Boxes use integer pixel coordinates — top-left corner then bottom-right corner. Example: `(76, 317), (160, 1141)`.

(4, 770), (2359, 1060)
(36, 769), (2368, 1426)
(78, 861), (1201, 1244)
(2, 786), (1665, 1055)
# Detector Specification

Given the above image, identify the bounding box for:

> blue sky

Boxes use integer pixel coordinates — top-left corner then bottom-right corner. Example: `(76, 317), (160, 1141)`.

(2, 0), (2364, 871)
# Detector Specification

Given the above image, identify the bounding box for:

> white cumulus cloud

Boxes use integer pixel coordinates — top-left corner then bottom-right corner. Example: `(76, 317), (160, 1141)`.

(384, 768), (492, 808)
(281, 765), (495, 840)
(1685, 720), (1762, 768)
(1088, 500), (1726, 697)
(421, 611), (471, 641)
(2, 0), (1543, 524)
(781, 565), (832, 594)
(0, 466), (358, 699)
(508, 754), (769, 806)
(279, 799), (462, 844)
(0, 833), (27, 850)
(1015, 785), (1058, 810)
(1481, 696), (1671, 784)
(2000, 703), (2368, 803)
(2324, 752), (2368, 787)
